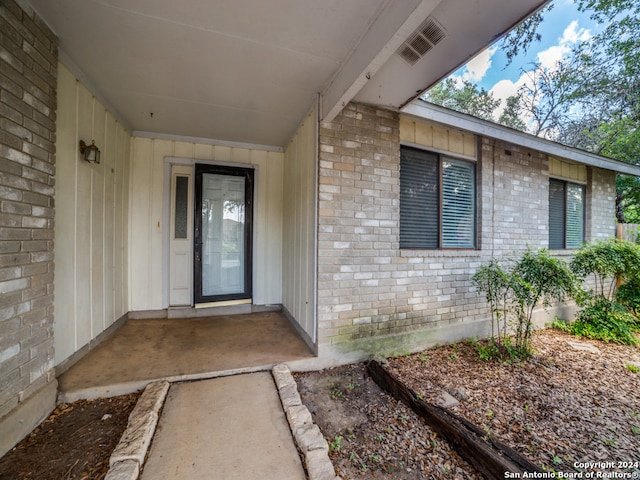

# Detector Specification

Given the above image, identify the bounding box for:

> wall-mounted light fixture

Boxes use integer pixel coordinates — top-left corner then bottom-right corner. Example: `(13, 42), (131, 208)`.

(79, 140), (101, 164)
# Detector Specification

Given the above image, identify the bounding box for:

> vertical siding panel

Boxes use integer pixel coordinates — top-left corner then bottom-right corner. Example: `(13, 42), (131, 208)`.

(463, 134), (476, 157)
(173, 141), (194, 158)
(432, 126), (448, 150)
(251, 150), (267, 304)
(114, 126), (125, 319)
(194, 143), (213, 160)
(415, 122), (432, 147)
(129, 138), (153, 310)
(283, 103), (317, 343)
(55, 62), (132, 365)
(231, 148), (250, 164)
(399, 118), (415, 143)
(121, 133), (131, 313)
(269, 151), (284, 305)
(449, 130), (464, 155)
(53, 65), (78, 363)
(75, 84), (94, 347)
(91, 104), (106, 336)
(103, 115), (117, 328)
(213, 146), (231, 162)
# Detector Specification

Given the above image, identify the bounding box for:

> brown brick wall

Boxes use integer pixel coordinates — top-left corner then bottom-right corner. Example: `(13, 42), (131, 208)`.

(0, 0), (57, 421)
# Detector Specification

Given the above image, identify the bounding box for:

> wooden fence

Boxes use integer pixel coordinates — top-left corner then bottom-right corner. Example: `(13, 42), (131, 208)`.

(617, 223), (640, 242)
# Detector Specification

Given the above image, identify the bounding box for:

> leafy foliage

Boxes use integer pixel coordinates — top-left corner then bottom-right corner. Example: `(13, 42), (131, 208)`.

(565, 239), (640, 344)
(423, 78), (499, 121)
(426, 0), (640, 220)
(616, 277), (640, 318)
(570, 298), (638, 345)
(511, 250), (578, 351)
(570, 239), (640, 300)
(472, 250), (577, 358)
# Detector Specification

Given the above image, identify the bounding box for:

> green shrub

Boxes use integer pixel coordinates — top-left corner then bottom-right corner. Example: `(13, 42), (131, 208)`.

(567, 239), (640, 345)
(550, 317), (570, 332)
(616, 277), (640, 319)
(471, 259), (510, 344)
(570, 298), (638, 345)
(570, 239), (640, 301)
(473, 250), (577, 359)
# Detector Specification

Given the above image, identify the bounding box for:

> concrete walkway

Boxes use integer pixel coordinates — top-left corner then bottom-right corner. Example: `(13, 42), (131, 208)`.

(140, 373), (306, 480)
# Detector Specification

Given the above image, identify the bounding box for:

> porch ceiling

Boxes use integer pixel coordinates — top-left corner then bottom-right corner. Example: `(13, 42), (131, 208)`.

(28, 0), (547, 148)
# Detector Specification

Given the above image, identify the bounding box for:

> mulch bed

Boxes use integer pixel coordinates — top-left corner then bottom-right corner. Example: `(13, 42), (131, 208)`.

(0, 392), (139, 480)
(295, 329), (640, 479)
(387, 330), (640, 474)
(296, 363), (482, 479)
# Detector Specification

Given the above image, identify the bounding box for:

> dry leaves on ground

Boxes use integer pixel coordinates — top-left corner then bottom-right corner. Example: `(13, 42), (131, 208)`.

(388, 329), (640, 473)
(0, 393), (139, 480)
(296, 363), (482, 479)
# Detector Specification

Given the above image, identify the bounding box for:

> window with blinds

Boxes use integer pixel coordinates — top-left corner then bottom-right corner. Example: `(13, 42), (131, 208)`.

(549, 178), (585, 249)
(442, 159), (476, 248)
(400, 146), (476, 249)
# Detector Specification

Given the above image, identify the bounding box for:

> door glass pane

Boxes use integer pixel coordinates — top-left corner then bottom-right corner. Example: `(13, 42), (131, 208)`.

(201, 173), (245, 297)
(174, 176), (189, 239)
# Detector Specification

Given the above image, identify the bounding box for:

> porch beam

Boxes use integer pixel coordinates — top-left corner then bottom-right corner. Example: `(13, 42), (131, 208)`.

(320, 0), (440, 123)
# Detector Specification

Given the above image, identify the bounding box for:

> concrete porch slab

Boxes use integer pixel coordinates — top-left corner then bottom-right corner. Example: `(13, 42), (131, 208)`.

(57, 311), (313, 400)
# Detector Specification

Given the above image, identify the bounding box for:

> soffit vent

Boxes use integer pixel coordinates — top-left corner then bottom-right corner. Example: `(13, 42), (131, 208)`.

(398, 17), (446, 66)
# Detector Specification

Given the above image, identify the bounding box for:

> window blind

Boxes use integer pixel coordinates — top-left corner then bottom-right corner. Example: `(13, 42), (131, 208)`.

(566, 183), (584, 248)
(442, 158), (475, 248)
(549, 178), (584, 249)
(549, 179), (566, 249)
(400, 148), (438, 249)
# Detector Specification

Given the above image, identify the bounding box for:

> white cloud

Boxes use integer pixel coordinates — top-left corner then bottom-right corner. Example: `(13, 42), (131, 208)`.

(450, 46), (497, 85)
(537, 20), (591, 69)
(489, 74), (530, 119)
(490, 78), (523, 104)
(488, 20), (592, 124)
(463, 47), (497, 82)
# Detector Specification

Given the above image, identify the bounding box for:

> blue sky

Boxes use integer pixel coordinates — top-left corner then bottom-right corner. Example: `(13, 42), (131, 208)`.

(445, 0), (602, 117)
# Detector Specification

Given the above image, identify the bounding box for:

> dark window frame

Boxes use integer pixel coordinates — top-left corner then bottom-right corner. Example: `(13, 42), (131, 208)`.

(399, 145), (477, 250)
(549, 178), (585, 250)
(194, 164), (254, 304)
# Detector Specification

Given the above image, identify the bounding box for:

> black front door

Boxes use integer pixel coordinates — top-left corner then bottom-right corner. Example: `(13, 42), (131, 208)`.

(194, 164), (253, 303)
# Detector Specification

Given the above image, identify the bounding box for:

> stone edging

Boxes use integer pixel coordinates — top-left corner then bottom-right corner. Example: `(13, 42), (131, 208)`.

(272, 364), (341, 480)
(104, 381), (170, 480)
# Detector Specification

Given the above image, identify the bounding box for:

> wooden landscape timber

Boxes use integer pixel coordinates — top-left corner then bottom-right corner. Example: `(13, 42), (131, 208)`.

(367, 359), (544, 480)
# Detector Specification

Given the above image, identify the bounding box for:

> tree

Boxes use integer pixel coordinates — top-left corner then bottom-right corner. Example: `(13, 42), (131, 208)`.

(498, 95), (526, 131)
(423, 78), (499, 121)
(427, 0), (640, 221)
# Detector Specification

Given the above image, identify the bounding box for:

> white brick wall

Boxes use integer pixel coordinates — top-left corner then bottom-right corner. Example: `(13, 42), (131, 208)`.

(316, 103), (618, 358)
(0, 0), (57, 451)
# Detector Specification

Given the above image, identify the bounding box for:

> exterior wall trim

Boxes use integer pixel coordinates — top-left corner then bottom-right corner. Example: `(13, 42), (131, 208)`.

(400, 140), (477, 162)
(134, 131), (283, 153)
(402, 101), (640, 176)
